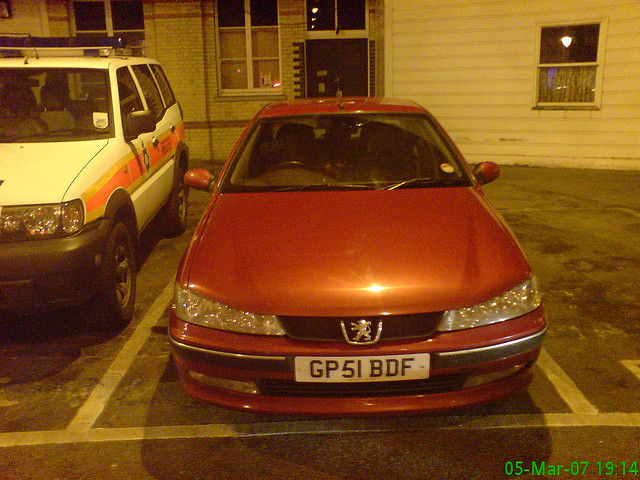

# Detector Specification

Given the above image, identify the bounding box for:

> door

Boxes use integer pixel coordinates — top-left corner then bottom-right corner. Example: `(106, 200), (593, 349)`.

(306, 39), (368, 97)
(129, 63), (177, 231)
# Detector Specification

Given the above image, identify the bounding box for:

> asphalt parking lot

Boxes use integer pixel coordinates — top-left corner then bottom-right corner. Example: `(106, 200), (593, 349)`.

(0, 165), (639, 479)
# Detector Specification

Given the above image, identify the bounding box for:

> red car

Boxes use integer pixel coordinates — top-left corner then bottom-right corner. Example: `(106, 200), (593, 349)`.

(170, 97), (546, 416)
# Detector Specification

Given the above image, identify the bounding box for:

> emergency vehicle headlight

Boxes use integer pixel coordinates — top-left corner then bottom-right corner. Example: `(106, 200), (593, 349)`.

(22, 206), (59, 235)
(61, 199), (84, 234)
(0, 199), (85, 239)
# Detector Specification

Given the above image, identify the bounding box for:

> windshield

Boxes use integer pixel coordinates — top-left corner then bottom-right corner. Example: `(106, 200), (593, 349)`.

(0, 68), (112, 143)
(222, 113), (472, 192)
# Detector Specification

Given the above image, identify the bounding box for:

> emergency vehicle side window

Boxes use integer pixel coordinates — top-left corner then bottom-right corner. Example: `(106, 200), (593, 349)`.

(131, 64), (164, 123)
(116, 67), (144, 121)
(149, 64), (176, 108)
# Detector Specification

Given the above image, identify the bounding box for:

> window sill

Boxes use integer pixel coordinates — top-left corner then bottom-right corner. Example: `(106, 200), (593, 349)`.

(216, 93), (286, 102)
(533, 104), (600, 111)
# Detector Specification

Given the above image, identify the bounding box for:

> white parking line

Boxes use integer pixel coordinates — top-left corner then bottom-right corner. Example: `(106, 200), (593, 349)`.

(614, 207), (640, 220)
(67, 281), (174, 433)
(2, 412), (640, 447)
(621, 360), (640, 381)
(1, 284), (630, 449)
(534, 348), (599, 415)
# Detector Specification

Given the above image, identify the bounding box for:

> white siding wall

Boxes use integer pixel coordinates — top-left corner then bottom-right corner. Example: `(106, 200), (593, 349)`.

(385, 0), (640, 170)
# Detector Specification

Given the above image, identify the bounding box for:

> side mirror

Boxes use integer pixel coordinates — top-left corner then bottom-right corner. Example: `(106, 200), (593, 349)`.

(123, 110), (155, 141)
(473, 162), (500, 185)
(184, 168), (216, 192)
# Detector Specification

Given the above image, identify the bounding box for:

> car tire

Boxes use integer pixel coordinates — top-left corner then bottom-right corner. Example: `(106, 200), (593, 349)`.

(162, 165), (189, 237)
(89, 221), (136, 331)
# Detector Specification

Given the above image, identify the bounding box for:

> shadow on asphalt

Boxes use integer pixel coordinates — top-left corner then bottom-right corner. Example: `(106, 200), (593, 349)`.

(136, 355), (551, 480)
(0, 210), (172, 386)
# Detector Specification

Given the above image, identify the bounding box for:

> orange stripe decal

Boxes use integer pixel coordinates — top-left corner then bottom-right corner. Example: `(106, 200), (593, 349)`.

(81, 124), (183, 223)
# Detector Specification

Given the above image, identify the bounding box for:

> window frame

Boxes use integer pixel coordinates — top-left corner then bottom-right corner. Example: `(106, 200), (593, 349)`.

(116, 66), (144, 123)
(216, 0), (283, 97)
(131, 64), (165, 122)
(533, 19), (607, 110)
(306, 0), (369, 39)
(149, 64), (177, 109)
(71, 0), (145, 47)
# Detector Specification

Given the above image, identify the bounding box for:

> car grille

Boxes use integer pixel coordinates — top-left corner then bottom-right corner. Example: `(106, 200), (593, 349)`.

(257, 374), (466, 397)
(278, 312), (443, 342)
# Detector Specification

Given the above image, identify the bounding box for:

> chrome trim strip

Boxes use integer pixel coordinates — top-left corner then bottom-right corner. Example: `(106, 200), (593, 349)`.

(169, 336), (290, 372)
(171, 327), (546, 372)
(431, 328), (547, 368)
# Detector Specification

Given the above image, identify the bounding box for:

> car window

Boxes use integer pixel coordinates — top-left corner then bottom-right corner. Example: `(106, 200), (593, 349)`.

(116, 66), (144, 123)
(149, 64), (176, 107)
(0, 67), (112, 142)
(224, 113), (471, 192)
(131, 64), (164, 122)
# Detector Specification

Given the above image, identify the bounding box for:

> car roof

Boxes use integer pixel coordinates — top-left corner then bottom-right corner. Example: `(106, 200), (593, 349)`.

(257, 97), (428, 118)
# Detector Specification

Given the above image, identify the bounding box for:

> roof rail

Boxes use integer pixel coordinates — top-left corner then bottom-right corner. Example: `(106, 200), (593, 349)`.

(0, 34), (124, 48)
(0, 34), (145, 58)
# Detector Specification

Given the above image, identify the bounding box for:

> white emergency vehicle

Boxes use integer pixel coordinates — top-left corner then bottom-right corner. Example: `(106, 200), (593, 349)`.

(0, 37), (189, 329)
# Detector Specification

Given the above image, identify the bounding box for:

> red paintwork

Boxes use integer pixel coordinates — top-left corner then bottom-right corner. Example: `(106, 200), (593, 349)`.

(170, 308), (545, 359)
(170, 308), (545, 416)
(173, 355), (536, 417)
(476, 162), (501, 184)
(257, 97), (427, 117)
(171, 97), (546, 415)
(183, 168), (214, 192)
(181, 188), (531, 317)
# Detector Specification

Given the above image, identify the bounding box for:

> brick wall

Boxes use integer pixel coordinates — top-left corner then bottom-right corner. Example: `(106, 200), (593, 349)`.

(46, 1), (70, 36)
(143, 1), (211, 163)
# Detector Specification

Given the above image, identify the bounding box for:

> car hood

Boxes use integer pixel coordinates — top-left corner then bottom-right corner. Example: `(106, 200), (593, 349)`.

(185, 188), (532, 317)
(0, 140), (108, 205)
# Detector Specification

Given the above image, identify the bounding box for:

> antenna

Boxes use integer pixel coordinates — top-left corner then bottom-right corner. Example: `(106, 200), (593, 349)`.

(0, 33), (37, 63)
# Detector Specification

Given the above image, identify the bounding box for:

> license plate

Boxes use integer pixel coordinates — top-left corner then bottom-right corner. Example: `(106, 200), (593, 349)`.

(294, 354), (430, 383)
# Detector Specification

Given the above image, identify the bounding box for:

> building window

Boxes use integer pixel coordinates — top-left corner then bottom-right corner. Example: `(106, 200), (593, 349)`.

(217, 0), (281, 94)
(535, 22), (605, 109)
(73, 1), (144, 47)
(307, 0), (366, 32)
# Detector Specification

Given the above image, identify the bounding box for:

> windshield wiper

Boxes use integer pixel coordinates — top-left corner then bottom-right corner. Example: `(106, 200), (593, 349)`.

(386, 178), (438, 190)
(324, 183), (375, 190)
(271, 183), (374, 192)
(270, 184), (317, 192)
(386, 177), (469, 190)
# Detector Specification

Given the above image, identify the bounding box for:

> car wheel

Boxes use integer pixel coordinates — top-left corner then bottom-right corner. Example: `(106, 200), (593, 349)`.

(162, 165), (189, 237)
(90, 222), (136, 331)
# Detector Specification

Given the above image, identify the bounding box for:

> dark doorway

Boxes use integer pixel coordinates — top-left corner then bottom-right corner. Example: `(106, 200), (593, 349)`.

(305, 39), (368, 98)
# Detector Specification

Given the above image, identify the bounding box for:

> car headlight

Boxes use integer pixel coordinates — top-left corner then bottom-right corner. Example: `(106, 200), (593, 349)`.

(438, 277), (541, 331)
(173, 284), (286, 336)
(0, 199), (84, 239)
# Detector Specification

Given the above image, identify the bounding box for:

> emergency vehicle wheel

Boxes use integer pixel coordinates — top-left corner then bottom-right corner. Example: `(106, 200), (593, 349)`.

(91, 222), (136, 330)
(162, 165), (188, 237)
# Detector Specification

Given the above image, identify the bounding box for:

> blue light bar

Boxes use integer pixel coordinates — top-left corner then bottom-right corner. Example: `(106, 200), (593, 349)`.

(0, 35), (124, 48)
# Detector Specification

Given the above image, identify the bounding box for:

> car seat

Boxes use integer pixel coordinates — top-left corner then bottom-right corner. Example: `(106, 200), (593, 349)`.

(271, 123), (320, 171)
(0, 82), (47, 137)
(39, 80), (75, 131)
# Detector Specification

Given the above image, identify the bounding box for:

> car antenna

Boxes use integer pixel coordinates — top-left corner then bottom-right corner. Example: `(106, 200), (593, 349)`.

(20, 33), (38, 64)
(24, 45), (39, 64)
(0, 33), (38, 63)
(336, 88), (345, 110)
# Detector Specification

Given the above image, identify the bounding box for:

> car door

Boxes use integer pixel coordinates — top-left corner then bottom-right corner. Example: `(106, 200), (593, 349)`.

(128, 63), (176, 231)
(116, 65), (150, 229)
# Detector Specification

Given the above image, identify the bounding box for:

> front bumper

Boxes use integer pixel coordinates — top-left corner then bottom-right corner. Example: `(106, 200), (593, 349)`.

(169, 308), (547, 416)
(0, 219), (112, 311)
